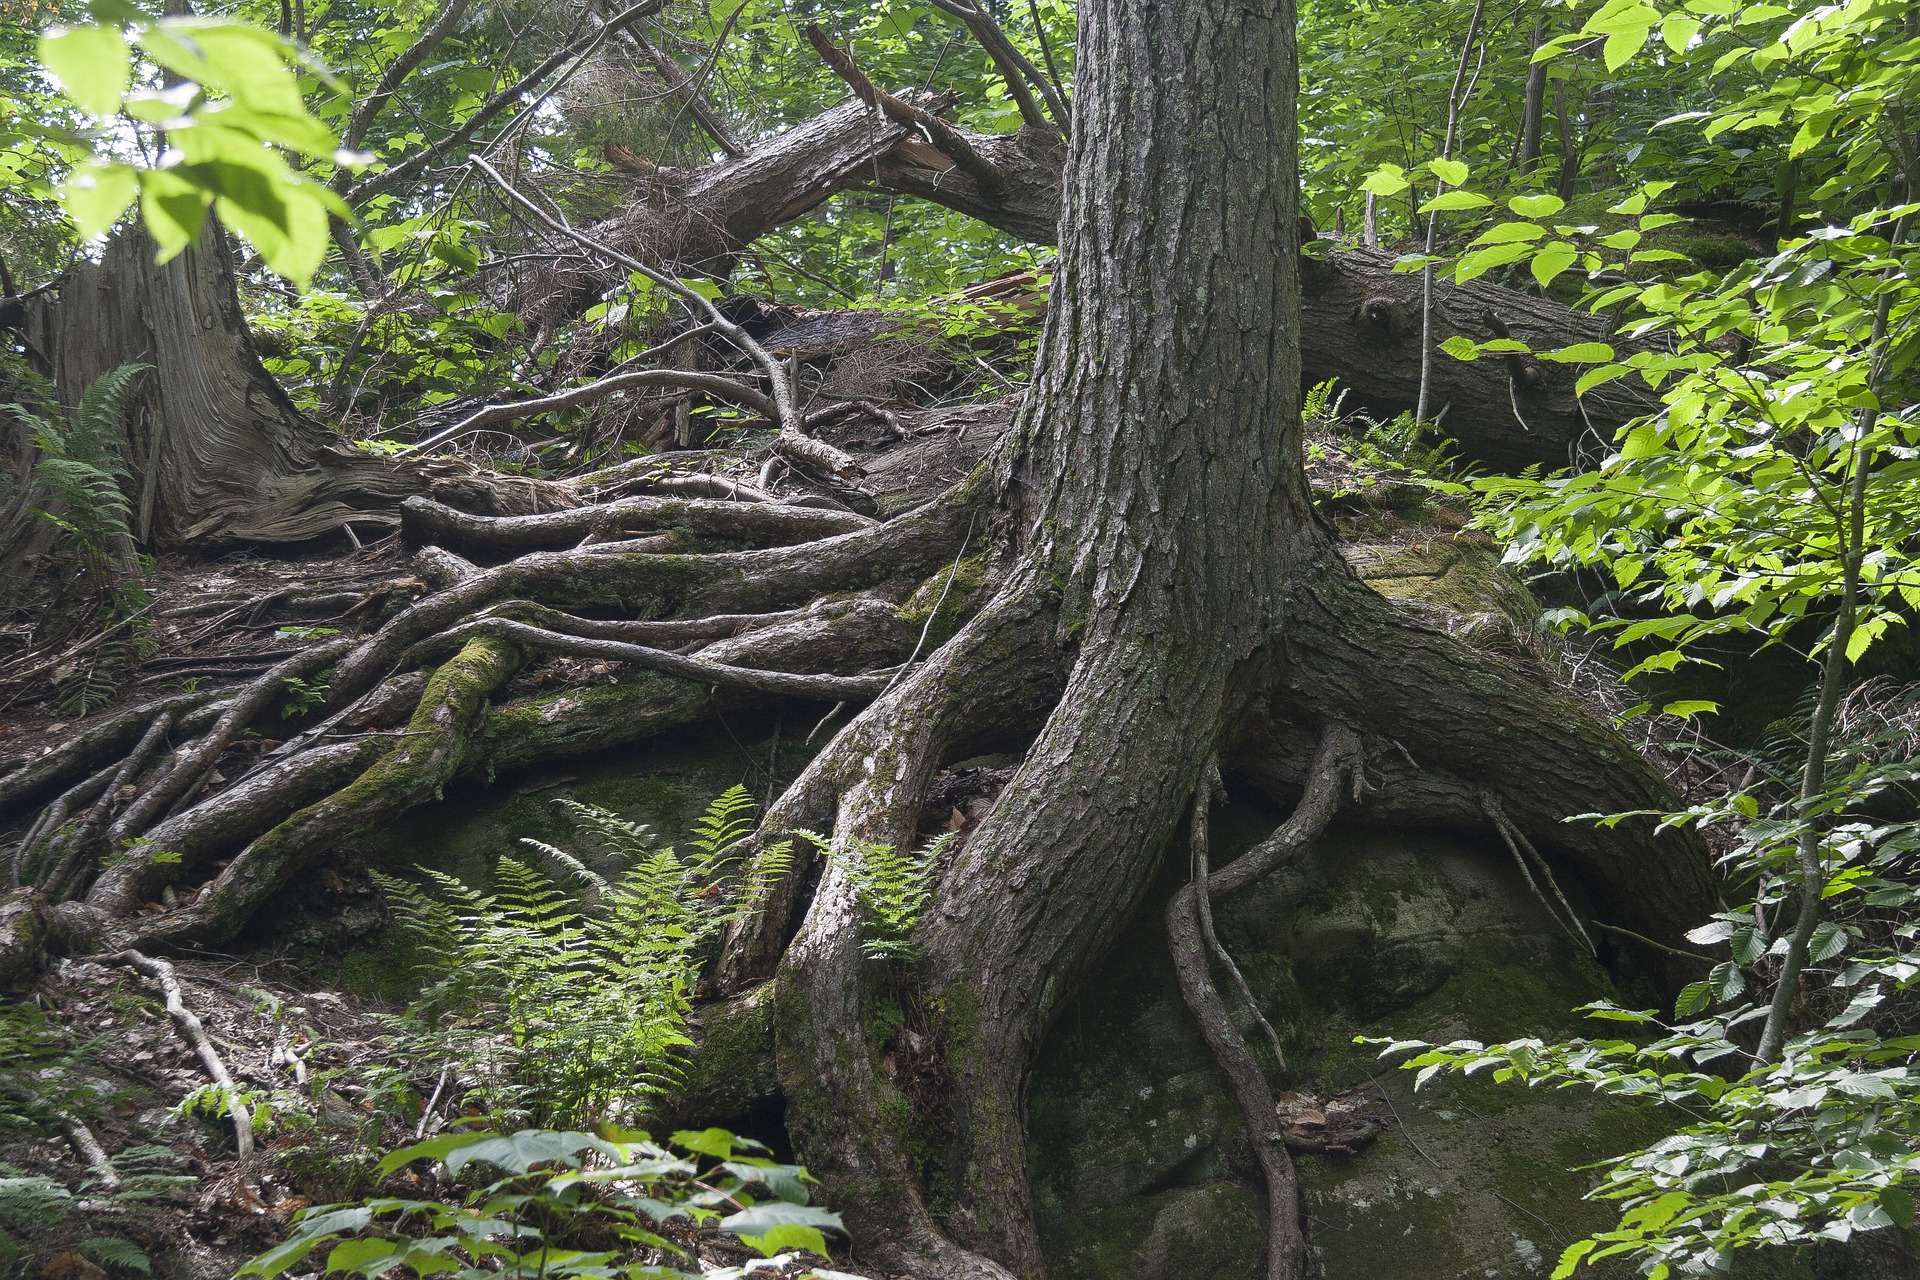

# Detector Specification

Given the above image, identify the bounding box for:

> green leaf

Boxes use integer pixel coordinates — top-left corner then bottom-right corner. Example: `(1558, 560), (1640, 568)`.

(1576, 365), (1630, 396)
(721, 1202), (845, 1241)
(39, 25), (132, 117)
(1541, 342), (1614, 364)
(59, 164), (138, 239)
(324, 1238), (398, 1273)
(1880, 1187), (1914, 1229)
(1674, 981), (1710, 1018)
(1661, 700), (1717, 718)
(1708, 960), (1745, 1003)
(737, 1223), (830, 1258)
(1509, 194), (1565, 218)
(1531, 242), (1580, 287)
(1360, 164), (1409, 197)
(1427, 157), (1469, 187)
(1604, 25), (1651, 71)
(136, 169), (212, 262)
(1553, 1239), (1597, 1279)
(1440, 335), (1483, 361)
(1419, 190), (1492, 213)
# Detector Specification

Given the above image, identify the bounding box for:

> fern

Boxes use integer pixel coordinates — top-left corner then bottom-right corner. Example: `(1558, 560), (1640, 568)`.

(16, 363), (146, 577)
(378, 787), (794, 1129)
(799, 830), (945, 960)
(77, 1236), (152, 1274)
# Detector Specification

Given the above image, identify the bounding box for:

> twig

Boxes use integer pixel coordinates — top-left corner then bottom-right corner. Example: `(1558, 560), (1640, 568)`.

(1590, 920), (1713, 963)
(112, 950), (254, 1162)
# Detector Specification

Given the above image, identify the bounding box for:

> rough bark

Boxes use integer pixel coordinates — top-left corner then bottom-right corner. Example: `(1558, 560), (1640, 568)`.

(9, 225), (438, 550)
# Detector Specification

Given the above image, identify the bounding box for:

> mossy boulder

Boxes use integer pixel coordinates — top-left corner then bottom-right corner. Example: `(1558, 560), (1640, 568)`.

(1347, 539), (1539, 652)
(1026, 802), (1665, 1280)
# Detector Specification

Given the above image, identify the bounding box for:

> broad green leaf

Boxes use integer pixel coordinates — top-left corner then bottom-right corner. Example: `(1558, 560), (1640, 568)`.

(1440, 335), (1483, 361)
(1576, 365), (1631, 396)
(1708, 960), (1745, 1003)
(737, 1223), (830, 1258)
(1531, 242), (1579, 287)
(1427, 157), (1469, 187)
(1541, 342), (1614, 364)
(1661, 16), (1701, 52)
(1662, 700), (1718, 718)
(1470, 222), (1546, 246)
(1419, 190), (1491, 213)
(137, 169), (212, 262)
(1674, 981), (1710, 1017)
(1604, 25), (1650, 70)
(1509, 194), (1565, 218)
(39, 25), (132, 117)
(721, 1202), (845, 1240)
(1360, 164), (1409, 197)
(59, 163), (137, 239)
(1455, 241), (1535, 280)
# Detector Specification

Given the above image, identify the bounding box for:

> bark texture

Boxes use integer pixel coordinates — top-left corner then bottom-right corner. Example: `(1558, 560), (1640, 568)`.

(7, 225), (436, 552)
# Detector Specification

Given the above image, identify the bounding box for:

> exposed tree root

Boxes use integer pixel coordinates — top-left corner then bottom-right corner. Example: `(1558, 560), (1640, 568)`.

(398, 492), (873, 554)
(1166, 727), (1364, 1280)
(112, 949), (254, 1163)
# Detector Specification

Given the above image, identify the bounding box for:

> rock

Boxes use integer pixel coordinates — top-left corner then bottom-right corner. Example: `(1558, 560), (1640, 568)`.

(1027, 813), (1661, 1280)
(1347, 539), (1540, 652)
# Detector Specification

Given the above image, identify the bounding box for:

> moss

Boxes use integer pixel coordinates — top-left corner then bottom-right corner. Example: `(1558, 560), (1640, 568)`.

(896, 554), (989, 647)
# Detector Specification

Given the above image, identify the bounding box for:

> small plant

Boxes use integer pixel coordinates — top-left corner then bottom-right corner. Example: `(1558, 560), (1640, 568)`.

(375, 786), (792, 1129)
(240, 1127), (864, 1279)
(799, 831), (945, 960)
(280, 671), (332, 718)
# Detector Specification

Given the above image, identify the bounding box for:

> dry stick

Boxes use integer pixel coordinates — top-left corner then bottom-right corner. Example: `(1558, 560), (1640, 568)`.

(43, 709), (177, 900)
(458, 155), (854, 477)
(1167, 725), (1363, 1280)
(1478, 792), (1594, 954)
(103, 638), (355, 855)
(412, 617), (891, 700)
(1414, 0), (1492, 426)
(112, 950), (254, 1162)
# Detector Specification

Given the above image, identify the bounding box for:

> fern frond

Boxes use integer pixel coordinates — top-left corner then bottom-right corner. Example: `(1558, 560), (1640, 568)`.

(689, 785), (759, 863)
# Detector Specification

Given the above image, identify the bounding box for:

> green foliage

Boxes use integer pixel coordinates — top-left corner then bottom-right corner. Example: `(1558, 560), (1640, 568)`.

(797, 830), (944, 960)
(240, 1126), (863, 1280)
(375, 787), (790, 1129)
(36, 6), (355, 285)
(14, 362), (143, 577)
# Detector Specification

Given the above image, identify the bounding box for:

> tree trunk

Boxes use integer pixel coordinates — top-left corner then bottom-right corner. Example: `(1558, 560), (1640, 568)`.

(10, 225), (431, 552)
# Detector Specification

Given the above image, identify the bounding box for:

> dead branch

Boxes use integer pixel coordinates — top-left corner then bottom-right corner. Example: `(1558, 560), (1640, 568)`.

(459, 156), (856, 477)
(409, 367), (782, 452)
(927, 0), (1067, 136)
(342, 0), (667, 208)
(111, 950), (255, 1162)
(341, 0), (473, 152)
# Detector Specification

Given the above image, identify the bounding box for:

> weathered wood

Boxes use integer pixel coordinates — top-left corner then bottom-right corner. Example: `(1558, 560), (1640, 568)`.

(15, 226), (430, 548)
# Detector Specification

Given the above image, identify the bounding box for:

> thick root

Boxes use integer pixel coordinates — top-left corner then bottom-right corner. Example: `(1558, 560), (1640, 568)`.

(1166, 727), (1363, 1280)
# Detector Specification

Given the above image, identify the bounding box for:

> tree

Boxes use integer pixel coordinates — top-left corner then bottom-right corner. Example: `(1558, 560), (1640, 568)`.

(0, 1), (1722, 1275)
